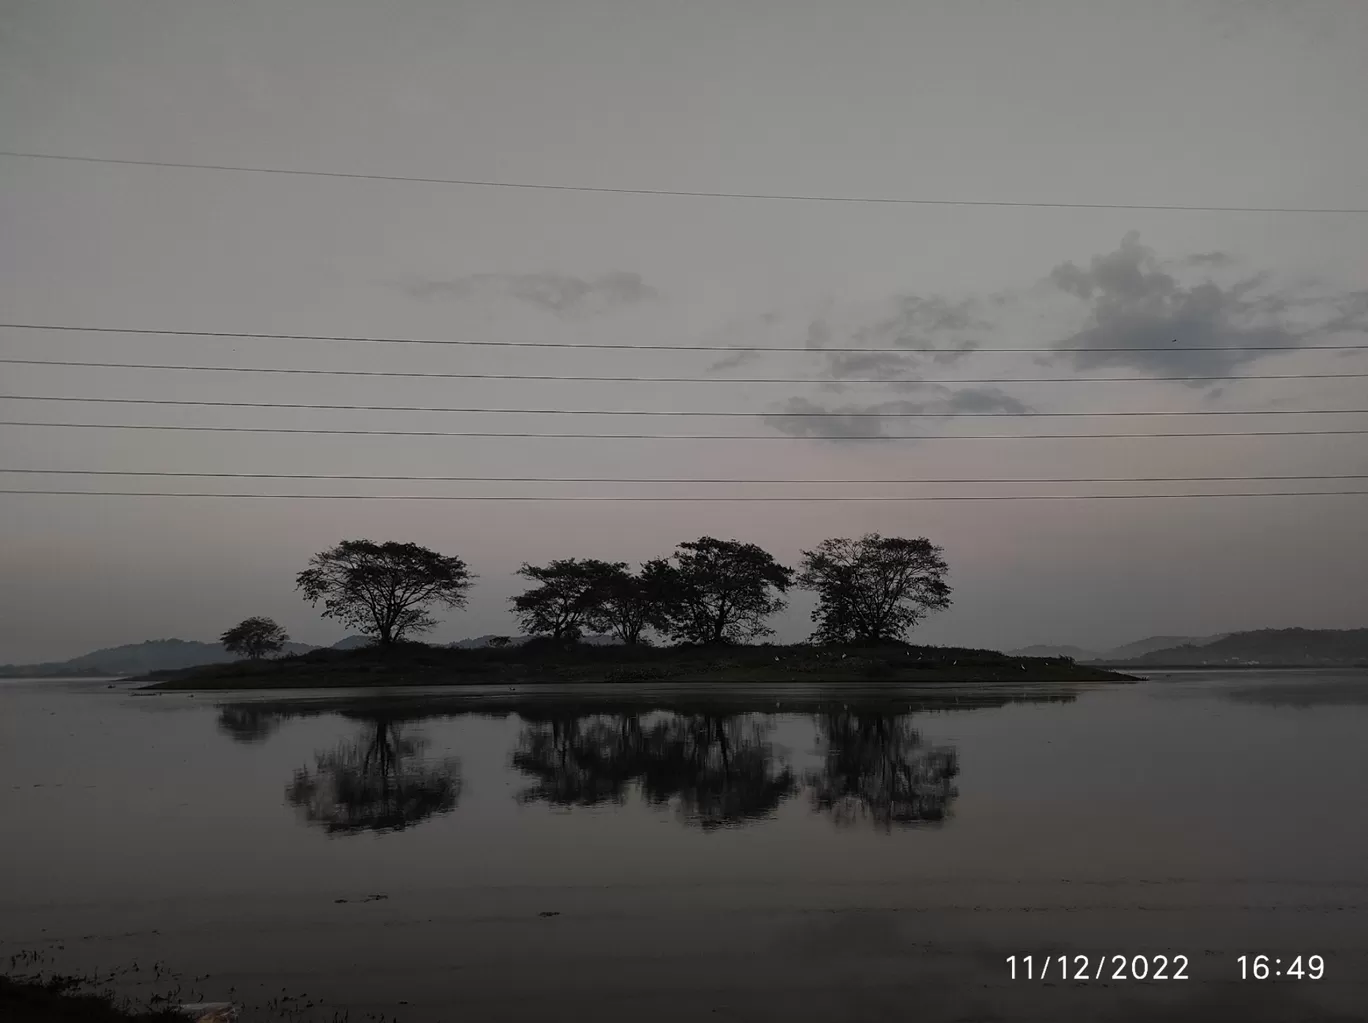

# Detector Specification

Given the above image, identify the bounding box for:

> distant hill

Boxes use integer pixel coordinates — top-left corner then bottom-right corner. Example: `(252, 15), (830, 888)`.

(0, 636), (360, 677)
(1112, 628), (1368, 667)
(331, 635), (375, 650)
(1101, 634), (1225, 661)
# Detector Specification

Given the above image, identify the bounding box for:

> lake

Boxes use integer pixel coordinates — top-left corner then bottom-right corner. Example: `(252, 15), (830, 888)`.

(2, 671), (1366, 1022)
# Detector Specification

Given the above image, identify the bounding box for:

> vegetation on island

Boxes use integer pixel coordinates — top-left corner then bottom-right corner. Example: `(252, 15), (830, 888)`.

(131, 532), (1135, 686)
(218, 616), (289, 661)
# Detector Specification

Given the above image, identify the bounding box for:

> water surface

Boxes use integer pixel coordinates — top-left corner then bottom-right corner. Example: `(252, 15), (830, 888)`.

(2, 671), (1365, 1021)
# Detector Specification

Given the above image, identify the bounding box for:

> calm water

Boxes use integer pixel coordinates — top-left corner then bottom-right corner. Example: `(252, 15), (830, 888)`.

(2, 672), (1366, 1022)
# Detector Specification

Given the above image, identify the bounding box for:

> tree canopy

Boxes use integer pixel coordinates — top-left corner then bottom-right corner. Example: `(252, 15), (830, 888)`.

(296, 539), (473, 646)
(220, 616), (289, 660)
(658, 537), (793, 645)
(512, 558), (627, 641)
(797, 534), (951, 644)
(589, 558), (676, 645)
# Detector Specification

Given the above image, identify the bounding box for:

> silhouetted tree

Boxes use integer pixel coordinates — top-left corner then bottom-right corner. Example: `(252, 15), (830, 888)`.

(658, 538), (793, 645)
(220, 616), (289, 660)
(296, 539), (474, 647)
(286, 717), (462, 833)
(798, 534), (951, 644)
(512, 558), (626, 641)
(807, 712), (958, 830)
(588, 559), (675, 645)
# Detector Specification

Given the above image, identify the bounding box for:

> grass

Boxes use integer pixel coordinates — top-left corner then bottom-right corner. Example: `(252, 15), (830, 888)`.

(139, 640), (1137, 689)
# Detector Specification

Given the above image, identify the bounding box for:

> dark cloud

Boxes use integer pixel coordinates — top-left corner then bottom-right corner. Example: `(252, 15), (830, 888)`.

(764, 388), (1030, 441)
(1048, 232), (1364, 379)
(406, 271), (657, 315)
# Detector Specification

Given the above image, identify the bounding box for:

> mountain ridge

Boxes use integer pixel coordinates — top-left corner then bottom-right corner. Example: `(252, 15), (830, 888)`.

(0, 636), (366, 677)
(1105, 627), (1368, 667)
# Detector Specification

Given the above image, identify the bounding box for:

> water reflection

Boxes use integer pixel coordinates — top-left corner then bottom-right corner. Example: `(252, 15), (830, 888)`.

(217, 705), (282, 743)
(808, 712), (958, 829)
(638, 714), (797, 829)
(285, 717), (462, 834)
(210, 686), (1080, 834)
(512, 712), (797, 828)
(512, 713), (644, 807)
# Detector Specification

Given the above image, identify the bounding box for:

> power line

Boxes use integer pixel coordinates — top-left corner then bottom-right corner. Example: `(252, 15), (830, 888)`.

(4, 469), (1364, 485)
(1, 357), (1362, 385)
(2, 489), (1365, 502)
(4, 394), (1365, 418)
(4, 322), (1364, 354)
(5, 421), (1364, 440)
(3, 151), (1365, 215)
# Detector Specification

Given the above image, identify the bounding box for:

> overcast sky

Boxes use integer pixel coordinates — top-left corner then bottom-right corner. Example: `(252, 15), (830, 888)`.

(2, 0), (1366, 662)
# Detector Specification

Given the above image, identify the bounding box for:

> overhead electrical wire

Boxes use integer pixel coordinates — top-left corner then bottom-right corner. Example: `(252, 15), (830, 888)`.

(3, 322), (1365, 354)
(2, 489), (1365, 502)
(3, 150), (1366, 214)
(2, 394), (1365, 418)
(1, 357), (1362, 385)
(4, 421), (1365, 440)
(4, 470), (1362, 485)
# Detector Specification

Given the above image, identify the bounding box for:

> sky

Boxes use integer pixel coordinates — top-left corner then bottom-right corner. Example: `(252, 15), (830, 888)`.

(1, 0), (1366, 662)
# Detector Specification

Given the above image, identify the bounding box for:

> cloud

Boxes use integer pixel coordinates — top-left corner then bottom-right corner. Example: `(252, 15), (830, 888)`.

(1047, 231), (1364, 379)
(705, 349), (760, 373)
(406, 271), (657, 315)
(851, 294), (987, 349)
(1184, 251), (1236, 267)
(763, 388), (1030, 441)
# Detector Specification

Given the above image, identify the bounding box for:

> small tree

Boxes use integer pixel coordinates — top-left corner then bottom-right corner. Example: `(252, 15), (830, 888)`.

(220, 616), (289, 660)
(588, 559), (676, 645)
(513, 558), (626, 641)
(797, 534), (951, 645)
(296, 539), (474, 647)
(660, 537), (793, 645)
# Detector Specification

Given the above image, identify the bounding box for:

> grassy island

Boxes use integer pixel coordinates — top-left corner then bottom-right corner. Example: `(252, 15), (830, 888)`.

(139, 640), (1138, 689)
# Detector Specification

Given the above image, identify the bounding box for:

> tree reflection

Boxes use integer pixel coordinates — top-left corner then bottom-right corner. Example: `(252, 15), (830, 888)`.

(286, 717), (462, 834)
(807, 713), (958, 830)
(638, 715), (796, 829)
(513, 713), (645, 807)
(216, 706), (283, 743)
(513, 711), (796, 829)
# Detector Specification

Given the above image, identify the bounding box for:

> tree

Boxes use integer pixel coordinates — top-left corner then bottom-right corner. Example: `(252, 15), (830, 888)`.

(797, 534), (951, 645)
(296, 539), (473, 647)
(659, 537), (793, 645)
(588, 558), (676, 645)
(512, 558), (625, 641)
(220, 616), (289, 660)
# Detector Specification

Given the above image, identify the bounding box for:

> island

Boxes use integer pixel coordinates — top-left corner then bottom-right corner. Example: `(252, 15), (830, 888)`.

(137, 641), (1138, 689)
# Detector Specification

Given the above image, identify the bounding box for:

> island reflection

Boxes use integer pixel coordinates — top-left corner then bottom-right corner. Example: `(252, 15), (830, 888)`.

(211, 687), (1078, 835)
